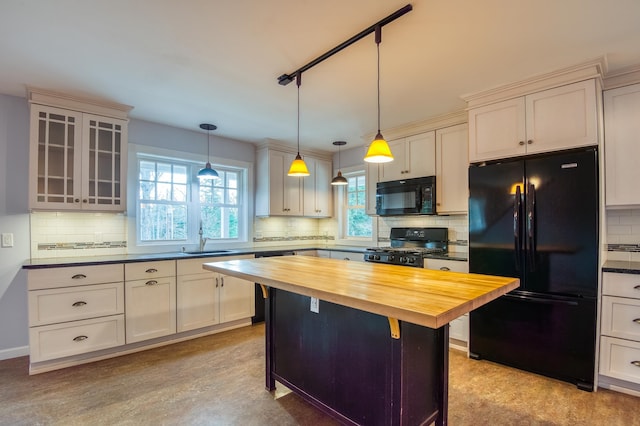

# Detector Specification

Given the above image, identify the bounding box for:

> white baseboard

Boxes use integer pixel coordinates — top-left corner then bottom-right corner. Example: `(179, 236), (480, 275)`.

(0, 345), (29, 360)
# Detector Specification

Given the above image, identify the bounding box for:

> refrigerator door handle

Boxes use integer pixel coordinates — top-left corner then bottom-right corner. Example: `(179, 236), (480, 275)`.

(514, 185), (522, 271)
(526, 183), (536, 271)
(504, 293), (579, 306)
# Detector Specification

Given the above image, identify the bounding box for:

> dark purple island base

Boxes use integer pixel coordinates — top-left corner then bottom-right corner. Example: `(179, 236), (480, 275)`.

(264, 289), (448, 426)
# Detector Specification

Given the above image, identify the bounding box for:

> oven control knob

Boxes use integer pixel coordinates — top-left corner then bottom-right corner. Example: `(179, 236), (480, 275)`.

(408, 258), (415, 264)
(388, 255), (394, 262)
(374, 255), (381, 261)
(399, 256), (406, 263)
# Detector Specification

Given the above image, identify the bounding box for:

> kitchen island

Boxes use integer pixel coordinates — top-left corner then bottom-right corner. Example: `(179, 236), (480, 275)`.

(203, 256), (518, 426)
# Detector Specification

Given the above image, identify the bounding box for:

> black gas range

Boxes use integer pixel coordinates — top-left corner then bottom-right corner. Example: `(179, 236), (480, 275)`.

(363, 227), (448, 268)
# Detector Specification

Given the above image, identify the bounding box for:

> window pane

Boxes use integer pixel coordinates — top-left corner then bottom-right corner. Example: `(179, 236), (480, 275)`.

(227, 172), (238, 188)
(139, 203), (187, 241)
(139, 181), (156, 200)
(139, 161), (156, 181)
(156, 183), (172, 200)
(173, 165), (188, 184)
(173, 183), (187, 202)
(347, 208), (371, 237)
(157, 163), (172, 182)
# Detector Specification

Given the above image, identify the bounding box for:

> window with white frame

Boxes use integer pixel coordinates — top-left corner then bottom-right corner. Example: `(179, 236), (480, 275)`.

(343, 170), (372, 238)
(137, 155), (245, 244)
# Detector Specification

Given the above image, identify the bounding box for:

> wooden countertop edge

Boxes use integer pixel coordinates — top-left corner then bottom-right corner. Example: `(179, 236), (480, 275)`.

(203, 259), (519, 329)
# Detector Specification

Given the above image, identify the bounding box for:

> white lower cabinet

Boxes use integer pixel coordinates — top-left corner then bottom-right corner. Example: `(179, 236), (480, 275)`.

(27, 265), (126, 365)
(424, 258), (469, 347)
(600, 272), (640, 391)
(176, 255), (254, 332)
(125, 276), (177, 343)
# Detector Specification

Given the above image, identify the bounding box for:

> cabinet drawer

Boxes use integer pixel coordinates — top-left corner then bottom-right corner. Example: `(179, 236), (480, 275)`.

(29, 282), (124, 326)
(603, 272), (640, 299)
(29, 314), (125, 363)
(424, 259), (469, 273)
(177, 255), (253, 276)
(600, 336), (640, 384)
(601, 296), (640, 341)
(125, 260), (175, 281)
(28, 264), (124, 290)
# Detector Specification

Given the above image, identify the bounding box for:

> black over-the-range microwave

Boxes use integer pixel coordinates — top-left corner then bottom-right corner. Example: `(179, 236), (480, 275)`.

(375, 176), (436, 216)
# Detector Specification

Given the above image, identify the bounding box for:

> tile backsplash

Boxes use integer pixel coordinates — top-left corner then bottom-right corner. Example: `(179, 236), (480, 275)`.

(606, 208), (640, 261)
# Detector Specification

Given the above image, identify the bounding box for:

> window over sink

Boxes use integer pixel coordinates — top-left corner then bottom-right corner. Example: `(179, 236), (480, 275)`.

(135, 153), (247, 245)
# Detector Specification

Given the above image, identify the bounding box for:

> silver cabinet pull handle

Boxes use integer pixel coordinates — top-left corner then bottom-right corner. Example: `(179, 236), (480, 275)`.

(72, 274), (87, 280)
(72, 301), (87, 307)
(145, 280), (158, 286)
(221, 277), (224, 287)
(440, 267), (451, 271)
(634, 285), (640, 290)
(73, 335), (88, 342)
(216, 278), (219, 288)
(633, 318), (640, 324)
(631, 361), (640, 368)
(527, 140), (533, 144)
(519, 141), (525, 146)
(145, 268), (158, 273)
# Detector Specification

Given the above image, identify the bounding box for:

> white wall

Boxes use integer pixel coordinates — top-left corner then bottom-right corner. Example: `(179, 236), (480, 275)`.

(0, 94), (30, 357)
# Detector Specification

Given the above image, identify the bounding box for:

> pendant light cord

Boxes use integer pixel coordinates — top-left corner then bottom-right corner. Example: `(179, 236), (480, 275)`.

(377, 39), (381, 134)
(296, 72), (302, 155)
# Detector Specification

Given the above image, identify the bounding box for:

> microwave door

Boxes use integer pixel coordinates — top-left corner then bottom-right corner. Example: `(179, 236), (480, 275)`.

(376, 185), (420, 215)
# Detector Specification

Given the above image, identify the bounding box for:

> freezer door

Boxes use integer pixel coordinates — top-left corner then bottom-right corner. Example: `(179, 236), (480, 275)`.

(524, 149), (599, 297)
(469, 160), (524, 280)
(469, 293), (596, 390)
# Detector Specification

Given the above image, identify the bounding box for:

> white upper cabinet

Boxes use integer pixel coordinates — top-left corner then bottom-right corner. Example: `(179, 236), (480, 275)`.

(468, 79), (598, 163)
(255, 148), (303, 216)
(303, 157), (332, 217)
(604, 83), (640, 207)
(28, 89), (131, 211)
(435, 123), (468, 214)
(379, 132), (436, 182)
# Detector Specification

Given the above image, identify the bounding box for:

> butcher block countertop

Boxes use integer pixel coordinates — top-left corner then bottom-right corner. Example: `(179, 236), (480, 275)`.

(204, 256), (519, 329)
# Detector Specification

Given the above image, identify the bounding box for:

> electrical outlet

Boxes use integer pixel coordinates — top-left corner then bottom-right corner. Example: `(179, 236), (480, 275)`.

(310, 297), (319, 313)
(1, 233), (14, 248)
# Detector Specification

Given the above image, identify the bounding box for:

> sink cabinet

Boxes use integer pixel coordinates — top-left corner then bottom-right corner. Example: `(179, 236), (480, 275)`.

(28, 89), (131, 211)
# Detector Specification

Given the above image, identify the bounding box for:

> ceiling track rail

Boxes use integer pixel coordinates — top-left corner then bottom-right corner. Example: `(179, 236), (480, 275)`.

(277, 4), (413, 86)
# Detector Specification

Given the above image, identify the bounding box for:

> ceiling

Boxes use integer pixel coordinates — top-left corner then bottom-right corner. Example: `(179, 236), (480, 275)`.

(2, 0), (640, 152)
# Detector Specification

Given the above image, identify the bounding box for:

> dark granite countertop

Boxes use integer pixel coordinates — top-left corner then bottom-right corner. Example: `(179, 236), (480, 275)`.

(602, 260), (640, 275)
(22, 245), (467, 269)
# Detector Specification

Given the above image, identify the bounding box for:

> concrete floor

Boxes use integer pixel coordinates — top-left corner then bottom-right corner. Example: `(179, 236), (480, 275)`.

(1, 324), (639, 425)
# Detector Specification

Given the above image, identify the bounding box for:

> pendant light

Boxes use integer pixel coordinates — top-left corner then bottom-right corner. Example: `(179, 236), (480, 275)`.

(288, 72), (310, 177)
(331, 141), (348, 185)
(198, 123), (219, 179)
(364, 25), (394, 163)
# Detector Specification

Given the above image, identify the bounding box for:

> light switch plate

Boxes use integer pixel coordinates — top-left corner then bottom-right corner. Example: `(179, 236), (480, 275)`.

(310, 297), (319, 313)
(2, 233), (14, 247)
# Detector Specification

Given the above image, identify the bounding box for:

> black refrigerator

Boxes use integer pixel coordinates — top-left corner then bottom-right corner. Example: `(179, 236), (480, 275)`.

(468, 148), (599, 391)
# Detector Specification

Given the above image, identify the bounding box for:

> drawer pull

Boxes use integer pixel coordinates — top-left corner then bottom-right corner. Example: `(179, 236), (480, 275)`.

(633, 318), (640, 324)
(145, 280), (158, 286)
(72, 301), (87, 307)
(145, 268), (158, 273)
(632, 361), (640, 368)
(635, 285), (640, 290)
(216, 278), (219, 288)
(71, 274), (87, 280)
(440, 267), (450, 271)
(221, 277), (224, 287)
(73, 335), (88, 342)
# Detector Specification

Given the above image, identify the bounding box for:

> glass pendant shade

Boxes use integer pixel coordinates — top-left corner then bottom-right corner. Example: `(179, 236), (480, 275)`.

(331, 170), (348, 185)
(364, 132), (393, 163)
(288, 153), (310, 176)
(198, 162), (219, 179)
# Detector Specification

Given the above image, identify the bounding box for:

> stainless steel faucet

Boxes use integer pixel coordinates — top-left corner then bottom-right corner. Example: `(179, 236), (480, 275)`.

(199, 222), (209, 252)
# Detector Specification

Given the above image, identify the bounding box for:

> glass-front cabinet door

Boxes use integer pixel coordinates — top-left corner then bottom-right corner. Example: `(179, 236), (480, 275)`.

(29, 104), (127, 211)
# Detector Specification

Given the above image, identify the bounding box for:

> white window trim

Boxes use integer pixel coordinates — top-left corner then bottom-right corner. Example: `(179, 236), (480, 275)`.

(334, 165), (378, 247)
(127, 143), (254, 254)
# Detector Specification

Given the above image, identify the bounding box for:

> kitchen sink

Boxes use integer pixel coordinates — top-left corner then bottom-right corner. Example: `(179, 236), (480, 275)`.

(185, 250), (232, 255)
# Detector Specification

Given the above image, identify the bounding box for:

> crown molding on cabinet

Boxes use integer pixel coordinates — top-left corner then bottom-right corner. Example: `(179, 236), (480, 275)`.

(362, 110), (468, 143)
(461, 56), (607, 109)
(26, 86), (133, 120)
(256, 138), (333, 160)
(603, 64), (640, 90)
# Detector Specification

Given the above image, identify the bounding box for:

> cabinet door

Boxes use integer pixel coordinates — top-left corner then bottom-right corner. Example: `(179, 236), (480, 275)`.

(604, 84), (640, 207)
(406, 131), (436, 178)
(125, 277), (176, 343)
(436, 124), (468, 214)
(303, 157), (332, 217)
(82, 114), (127, 211)
(29, 104), (84, 209)
(468, 97), (526, 163)
(269, 150), (302, 216)
(219, 275), (255, 323)
(525, 79), (598, 155)
(379, 138), (407, 182)
(177, 273), (219, 332)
